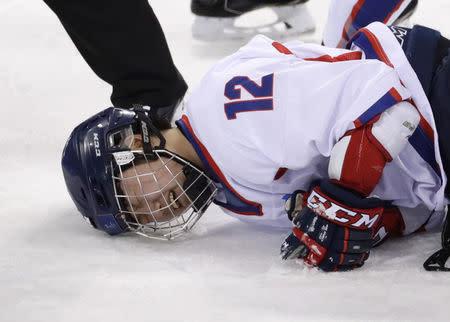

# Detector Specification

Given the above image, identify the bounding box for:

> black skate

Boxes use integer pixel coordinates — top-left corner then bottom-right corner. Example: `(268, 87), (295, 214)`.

(191, 0), (315, 41)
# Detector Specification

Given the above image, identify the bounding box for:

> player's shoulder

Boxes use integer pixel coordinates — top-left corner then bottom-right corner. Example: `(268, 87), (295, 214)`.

(213, 34), (297, 68)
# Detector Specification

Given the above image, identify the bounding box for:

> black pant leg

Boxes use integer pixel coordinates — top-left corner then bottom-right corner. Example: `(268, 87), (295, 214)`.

(430, 45), (450, 197)
(43, 0), (187, 108)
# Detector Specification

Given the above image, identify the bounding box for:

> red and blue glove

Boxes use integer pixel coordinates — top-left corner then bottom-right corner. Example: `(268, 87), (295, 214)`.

(280, 180), (385, 272)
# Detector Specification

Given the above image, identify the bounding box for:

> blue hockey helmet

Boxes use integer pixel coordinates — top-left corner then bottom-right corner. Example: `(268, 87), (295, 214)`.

(61, 107), (217, 239)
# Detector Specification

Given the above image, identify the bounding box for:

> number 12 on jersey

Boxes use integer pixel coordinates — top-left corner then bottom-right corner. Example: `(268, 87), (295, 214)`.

(224, 73), (274, 120)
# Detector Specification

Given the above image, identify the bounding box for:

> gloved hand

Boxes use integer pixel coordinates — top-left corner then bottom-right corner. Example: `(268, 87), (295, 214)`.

(280, 180), (384, 272)
(284, 190), (307, 221)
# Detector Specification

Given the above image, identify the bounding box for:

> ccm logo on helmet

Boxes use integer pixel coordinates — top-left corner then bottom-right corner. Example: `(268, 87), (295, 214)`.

(93, 133), (101, 157)
(307, 190), (380, 229)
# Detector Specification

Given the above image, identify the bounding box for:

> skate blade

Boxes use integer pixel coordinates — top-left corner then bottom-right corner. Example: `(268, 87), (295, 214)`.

(192, 3), (315, 42)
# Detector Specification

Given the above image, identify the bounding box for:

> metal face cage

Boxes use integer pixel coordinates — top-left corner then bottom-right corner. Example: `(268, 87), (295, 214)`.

(111, 148), (217, 240)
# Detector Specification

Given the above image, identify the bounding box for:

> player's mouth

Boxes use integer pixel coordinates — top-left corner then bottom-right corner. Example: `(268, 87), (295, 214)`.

(169, 191), (180, 209)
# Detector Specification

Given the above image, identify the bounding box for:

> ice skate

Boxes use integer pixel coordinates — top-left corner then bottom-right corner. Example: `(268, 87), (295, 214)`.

(191, 0), (315, 41)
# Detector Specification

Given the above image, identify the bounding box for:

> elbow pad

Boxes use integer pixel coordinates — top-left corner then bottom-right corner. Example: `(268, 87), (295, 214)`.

(329, 101), (420, 196)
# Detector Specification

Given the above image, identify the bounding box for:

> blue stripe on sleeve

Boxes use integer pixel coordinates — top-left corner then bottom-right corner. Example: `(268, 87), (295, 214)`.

(409, 126), (441, 177)
(356, 91), (399, 125)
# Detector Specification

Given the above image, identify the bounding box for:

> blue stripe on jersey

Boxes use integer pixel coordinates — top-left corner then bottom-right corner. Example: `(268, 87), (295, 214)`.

(176, 118), (263, 216)
(344, 0), (404, 43)
(356, 91), (399, 125)
(409, 126), (441, 177)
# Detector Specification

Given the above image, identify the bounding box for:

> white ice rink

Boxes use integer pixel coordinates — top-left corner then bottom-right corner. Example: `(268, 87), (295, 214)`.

(2, 1), (450, 321)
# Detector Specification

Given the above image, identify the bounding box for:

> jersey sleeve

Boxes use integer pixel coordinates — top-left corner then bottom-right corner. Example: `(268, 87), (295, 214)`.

(323, 0), (414, 48)
(280, 57), (411, 171)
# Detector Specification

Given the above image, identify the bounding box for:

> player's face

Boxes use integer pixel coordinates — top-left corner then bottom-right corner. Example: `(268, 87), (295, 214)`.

(119, 156), (191, 224)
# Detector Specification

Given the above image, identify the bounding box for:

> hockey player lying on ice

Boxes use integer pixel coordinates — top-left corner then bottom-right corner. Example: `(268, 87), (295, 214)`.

(62, 22), (450, 272)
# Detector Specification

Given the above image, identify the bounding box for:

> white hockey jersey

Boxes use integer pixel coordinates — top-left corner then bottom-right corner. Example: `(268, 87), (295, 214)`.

(177, 22), (447, 234)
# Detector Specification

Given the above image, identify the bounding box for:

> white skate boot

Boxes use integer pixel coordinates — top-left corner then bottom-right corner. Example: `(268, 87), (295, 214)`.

(191, 0), (315, 41)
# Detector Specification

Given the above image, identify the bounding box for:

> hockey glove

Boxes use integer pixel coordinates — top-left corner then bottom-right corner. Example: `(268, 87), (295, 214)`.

(284, 190), (307, 221)
(280, 180), (384, 272)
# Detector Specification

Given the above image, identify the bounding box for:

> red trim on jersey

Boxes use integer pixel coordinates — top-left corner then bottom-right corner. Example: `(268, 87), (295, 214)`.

(407, 99), (435, 141)
(383, 0), (405, 23)
(274, 167), (288, 180)
(418, 117), (435, 142)
(272, 41), (293, 55)
(338, 0), (367, 48)
(354, 119), (363, 128)
(304, 51), (363, 63)
(389, 87), (402, 102)
(353, 28), (394, 67)
(180, 115), (263, 216)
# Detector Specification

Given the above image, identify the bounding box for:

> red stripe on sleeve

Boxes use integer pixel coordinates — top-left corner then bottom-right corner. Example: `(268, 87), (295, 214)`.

(272, 42), (293, 55)
(180, 115), (263, 216)
(304, 51), (362, 62)
(389, 87), (403, 102)
(274, 167), (288, 180)
(361, 29), (394, 67)
(419, 117), (435, 142)
(354, 119), (363, 128)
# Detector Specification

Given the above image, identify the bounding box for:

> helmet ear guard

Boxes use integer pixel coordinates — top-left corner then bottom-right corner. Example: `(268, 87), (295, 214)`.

(61, 107), (217, 240)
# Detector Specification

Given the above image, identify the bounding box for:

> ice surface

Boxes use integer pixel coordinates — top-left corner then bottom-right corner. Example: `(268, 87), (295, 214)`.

(1, 1), (450, 321)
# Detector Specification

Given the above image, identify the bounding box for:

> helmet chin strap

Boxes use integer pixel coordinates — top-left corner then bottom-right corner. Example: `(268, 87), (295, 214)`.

(133, 105), (166, 157)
